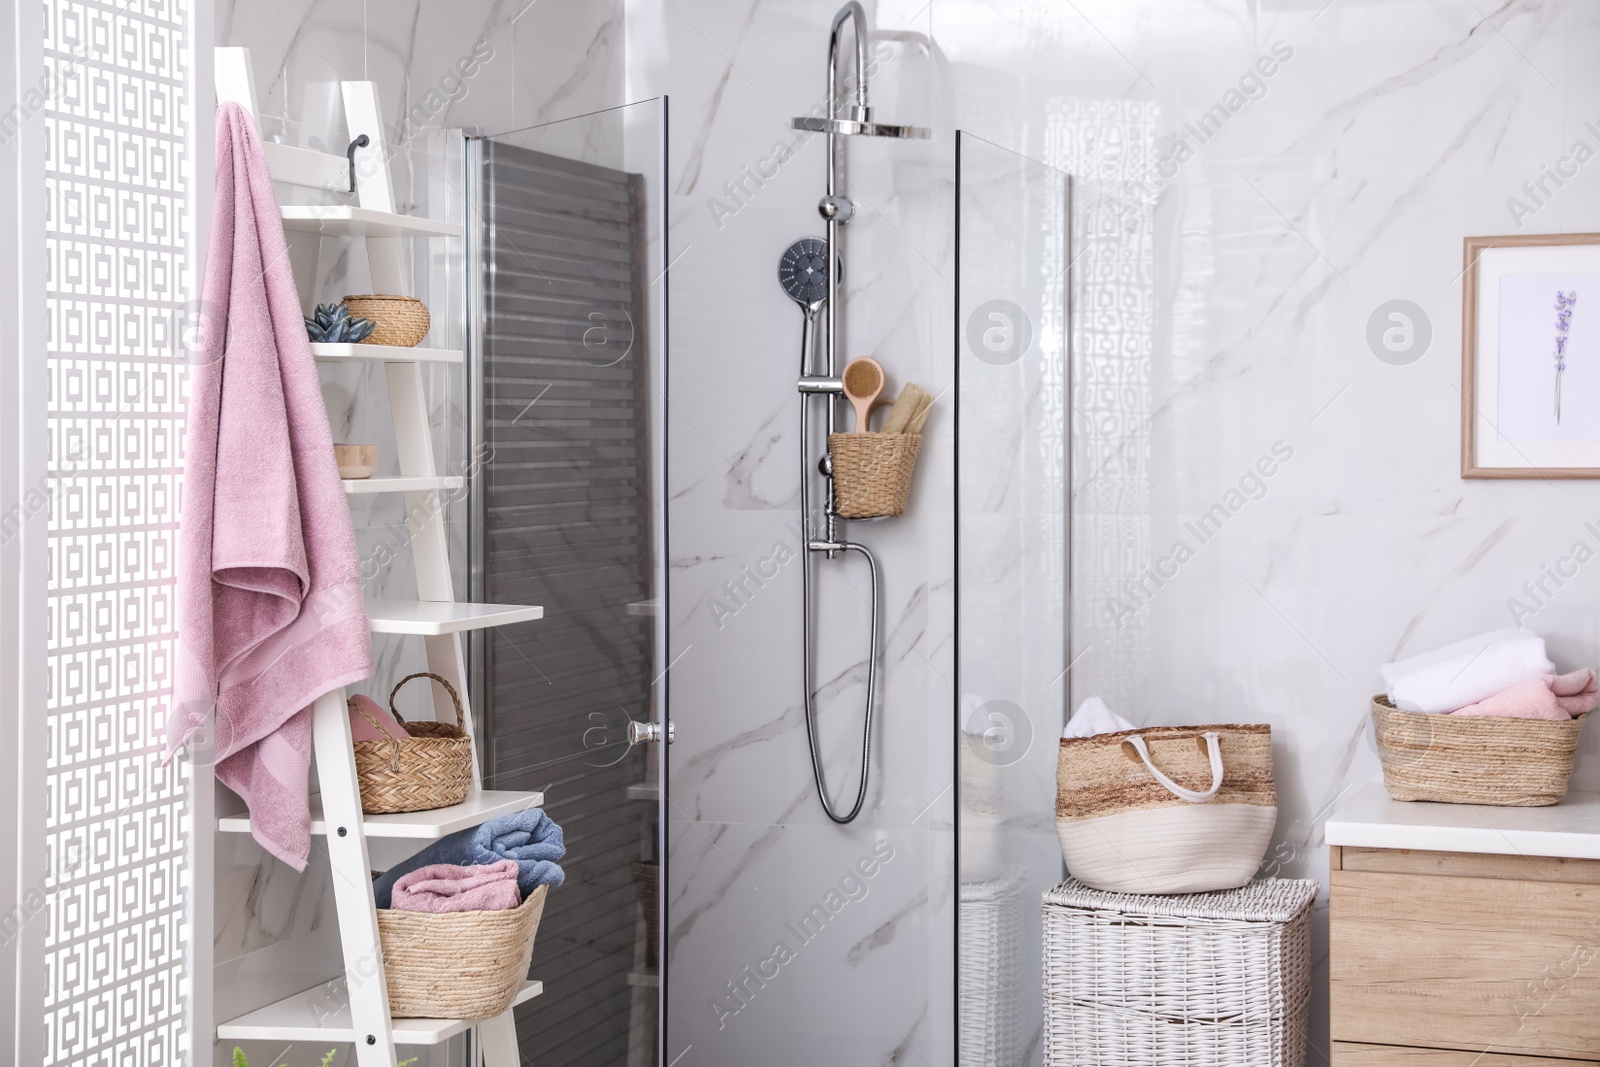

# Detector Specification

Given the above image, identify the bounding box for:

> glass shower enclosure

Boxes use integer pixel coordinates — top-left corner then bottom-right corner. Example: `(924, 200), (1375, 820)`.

(955, 131), (1072, 1067)
(466, 99), (668, 1067)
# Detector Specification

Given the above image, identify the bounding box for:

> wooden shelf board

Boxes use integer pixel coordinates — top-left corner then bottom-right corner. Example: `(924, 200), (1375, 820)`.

(280, 204), (462, 238)
(365, 599), (543, 635)
(217, 789), (545, 840)
(216, 979), (543, 1044)
(311, 342), (463, 364)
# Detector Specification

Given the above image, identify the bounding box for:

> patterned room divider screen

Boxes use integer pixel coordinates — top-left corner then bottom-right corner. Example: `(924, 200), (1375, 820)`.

(42, 0), (196, 1062)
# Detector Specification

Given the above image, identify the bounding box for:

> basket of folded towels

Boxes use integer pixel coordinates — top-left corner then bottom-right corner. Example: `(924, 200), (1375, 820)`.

(1374, 628), (1594, 806)
(372, 808), (566, 1019)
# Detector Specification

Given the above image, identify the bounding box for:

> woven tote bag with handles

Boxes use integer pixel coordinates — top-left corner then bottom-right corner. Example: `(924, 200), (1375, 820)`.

(1056, 724), (1276, 894)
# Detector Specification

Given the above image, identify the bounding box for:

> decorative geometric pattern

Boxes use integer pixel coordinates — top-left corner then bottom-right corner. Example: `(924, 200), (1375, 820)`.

(1045, 98), (1158, 712)
(43, 0), (192, 1064)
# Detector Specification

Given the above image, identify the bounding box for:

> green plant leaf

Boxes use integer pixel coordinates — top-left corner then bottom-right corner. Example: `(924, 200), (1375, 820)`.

(232, 1048), (248, 1067)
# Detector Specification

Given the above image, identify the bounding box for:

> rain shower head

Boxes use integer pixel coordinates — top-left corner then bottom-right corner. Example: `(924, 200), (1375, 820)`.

(790, 115), (930, 140)
(789, 1), (930, 141)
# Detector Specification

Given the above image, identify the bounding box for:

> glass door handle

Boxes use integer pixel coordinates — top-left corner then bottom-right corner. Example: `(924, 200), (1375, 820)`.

(628, 720), (674, 745)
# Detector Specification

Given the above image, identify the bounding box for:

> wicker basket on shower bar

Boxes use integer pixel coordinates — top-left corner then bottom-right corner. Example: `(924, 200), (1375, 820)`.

(351, 672), (473, 814)
(378, 883), (548, 1019)
(828, 432), (922, 518)
(1371, 695), (1588, 806)
(1043, 877), (1317, 1067)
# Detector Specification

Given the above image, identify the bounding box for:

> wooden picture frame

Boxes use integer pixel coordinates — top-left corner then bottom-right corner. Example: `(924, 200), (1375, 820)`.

(1462, 232), (1600, 478)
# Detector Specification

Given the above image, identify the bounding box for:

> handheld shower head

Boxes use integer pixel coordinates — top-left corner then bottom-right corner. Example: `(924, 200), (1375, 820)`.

(779, 237), (830, 310)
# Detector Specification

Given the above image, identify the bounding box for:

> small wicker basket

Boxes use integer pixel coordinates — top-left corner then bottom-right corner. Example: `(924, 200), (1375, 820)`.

(378, 883), (548, 1020)
(632, 860), (659, 968)
(828, 432), (922, 518)
(351, 672), (473, 814)
(342, 294), (430, 347)
(1371, 695), (1588, 806)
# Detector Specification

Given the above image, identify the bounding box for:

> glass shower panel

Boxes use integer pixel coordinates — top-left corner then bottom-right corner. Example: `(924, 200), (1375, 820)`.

(955, 132), (1071, 1067)
(469, 99), (666, 1067)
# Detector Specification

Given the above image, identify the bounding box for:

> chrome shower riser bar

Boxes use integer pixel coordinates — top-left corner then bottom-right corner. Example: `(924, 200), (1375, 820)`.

(780, 2), (929, 825)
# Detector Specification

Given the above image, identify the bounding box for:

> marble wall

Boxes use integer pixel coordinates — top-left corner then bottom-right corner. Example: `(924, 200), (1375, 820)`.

(624, 3), (958, 1065)
(205, 0), (1600, 1064)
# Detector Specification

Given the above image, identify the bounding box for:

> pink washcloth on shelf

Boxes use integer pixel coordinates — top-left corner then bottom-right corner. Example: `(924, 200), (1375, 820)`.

(389, 860), (523, 914)
(348, 694), (407, 742)
(1448, 669), (1597, 720)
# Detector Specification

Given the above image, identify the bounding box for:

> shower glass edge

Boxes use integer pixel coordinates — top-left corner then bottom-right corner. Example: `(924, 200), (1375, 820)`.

(954, 130), (1073, 1067)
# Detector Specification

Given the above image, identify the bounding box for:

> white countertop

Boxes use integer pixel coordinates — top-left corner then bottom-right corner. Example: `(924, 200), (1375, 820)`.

(1326, 782), (1600, 860)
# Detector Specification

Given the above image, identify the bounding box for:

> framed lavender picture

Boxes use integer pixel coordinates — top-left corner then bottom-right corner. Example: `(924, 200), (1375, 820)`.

(1462, 232), (1600, 477)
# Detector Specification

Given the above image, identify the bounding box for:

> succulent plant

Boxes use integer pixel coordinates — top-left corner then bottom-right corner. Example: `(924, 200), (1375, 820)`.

(304, 302), (377, 344)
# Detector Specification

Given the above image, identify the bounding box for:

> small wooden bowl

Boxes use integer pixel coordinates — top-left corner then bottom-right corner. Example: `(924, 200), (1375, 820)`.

(334, 443), (379, 479)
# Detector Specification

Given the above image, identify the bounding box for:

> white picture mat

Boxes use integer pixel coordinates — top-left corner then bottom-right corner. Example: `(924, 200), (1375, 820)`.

(1475, 242), (1600, 468)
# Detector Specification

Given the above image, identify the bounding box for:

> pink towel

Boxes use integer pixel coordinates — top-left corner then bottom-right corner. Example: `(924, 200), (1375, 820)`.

(1448, 669), (1597, 720)
(164, 103), (373, 870)
(389, 860), (523, 914)
(348, 694), (408, 742)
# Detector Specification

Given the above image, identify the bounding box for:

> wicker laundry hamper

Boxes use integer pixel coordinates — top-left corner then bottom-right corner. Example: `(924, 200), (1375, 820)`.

(351, 672), (473, 814)
(959, 866), (1027, 1067)
(378, 883), (548, 1019)
(1371, 695), (1588, 806)
(1043, 877), (1317, 1067)
(632, 860), (660, 968)
(828, 432), (922, 518)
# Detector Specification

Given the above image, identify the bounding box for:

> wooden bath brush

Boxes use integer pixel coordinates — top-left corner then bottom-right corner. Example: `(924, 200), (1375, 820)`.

(841, 357), (885, 432)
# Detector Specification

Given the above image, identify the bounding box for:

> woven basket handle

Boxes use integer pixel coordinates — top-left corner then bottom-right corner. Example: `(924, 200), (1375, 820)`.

(390, 671), (465, 729)
(347, 696), (405, 772)
(1121, 731), (1224, 803)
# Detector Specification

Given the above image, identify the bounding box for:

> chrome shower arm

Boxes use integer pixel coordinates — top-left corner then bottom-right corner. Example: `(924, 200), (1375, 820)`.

(828, 1), (870, 124)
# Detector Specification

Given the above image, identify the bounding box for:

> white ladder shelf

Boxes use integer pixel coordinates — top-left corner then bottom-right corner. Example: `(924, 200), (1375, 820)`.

(213, 48), (539, 1067)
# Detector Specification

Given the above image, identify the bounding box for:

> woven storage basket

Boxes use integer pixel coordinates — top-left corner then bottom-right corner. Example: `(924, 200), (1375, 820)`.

(959, 866), (1027, 1067)
(828, 432), (922, 518)
(378, 883), (548, 1020)
(1371, 695), (1587, 806)
(1043, 877), (1317, 1067)
(1056, 724), (1276, 894)
(351, 672), (473, 814)
(342, 294), (430, 347)
(632, 860), (660, 968)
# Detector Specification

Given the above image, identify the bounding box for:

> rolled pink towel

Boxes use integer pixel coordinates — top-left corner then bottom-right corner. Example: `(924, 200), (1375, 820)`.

(388, 859), (521, 914)
(1448, 669), (1597, 721)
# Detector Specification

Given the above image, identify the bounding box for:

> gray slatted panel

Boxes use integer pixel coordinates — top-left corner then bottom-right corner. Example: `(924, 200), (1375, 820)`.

(480, 139), (654, 1067)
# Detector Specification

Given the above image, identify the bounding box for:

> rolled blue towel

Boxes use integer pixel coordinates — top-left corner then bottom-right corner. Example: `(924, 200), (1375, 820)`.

(373, 807), (565, 908)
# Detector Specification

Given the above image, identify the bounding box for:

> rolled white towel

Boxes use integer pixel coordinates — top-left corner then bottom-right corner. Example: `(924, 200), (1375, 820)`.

(1062, 697), (1136, 738)
(1380, 628), (1554, 714)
